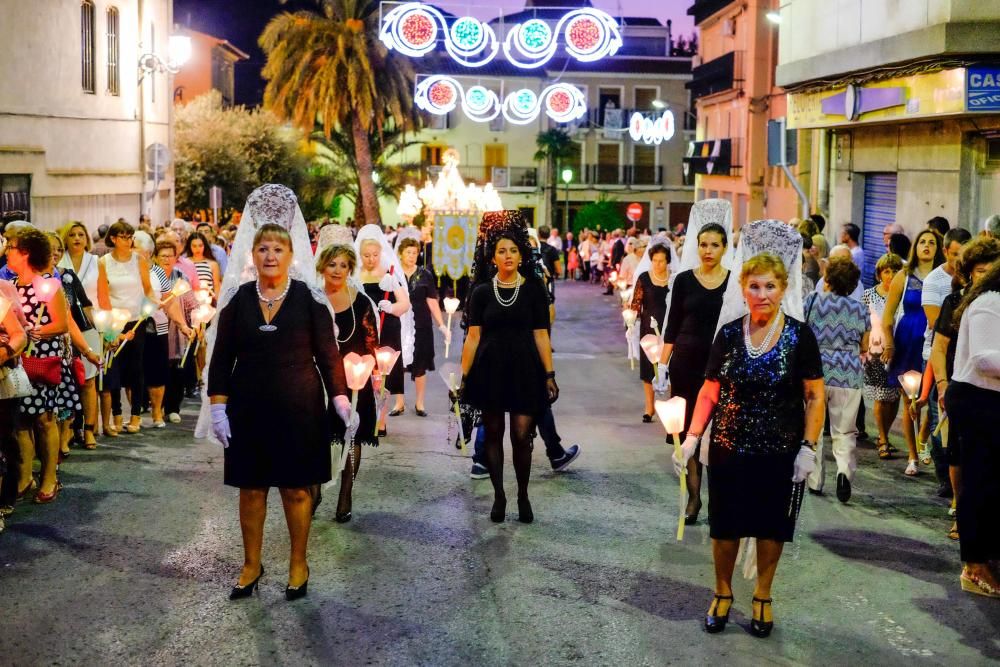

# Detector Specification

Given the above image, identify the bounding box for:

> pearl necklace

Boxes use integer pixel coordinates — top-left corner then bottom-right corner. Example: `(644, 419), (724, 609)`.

(493, 274), (522, 307)
(696, 267), (726, 287)
(256, 278), (291, 332)
(743, 312), (782, 358)
(334, 287), (356, 344)
(650, 268), (669, 285)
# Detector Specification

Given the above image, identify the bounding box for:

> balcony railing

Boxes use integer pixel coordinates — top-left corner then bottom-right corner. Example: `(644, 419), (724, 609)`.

(583, 164), (664, 186)
(686, 50), (744, 100)
(421, 165), (538, 189)
(417, 164), (662, 187)
(584, 106), (697, 136)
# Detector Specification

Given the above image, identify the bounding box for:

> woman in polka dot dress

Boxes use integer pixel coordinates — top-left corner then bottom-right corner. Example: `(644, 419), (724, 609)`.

(6, 227), (79, 504)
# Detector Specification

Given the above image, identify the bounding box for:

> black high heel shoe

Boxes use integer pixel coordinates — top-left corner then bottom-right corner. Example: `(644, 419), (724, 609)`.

(229, 566), (264, 600)
(749, 596), (774, 638)
(517, 496), (533, 524)
(684, 498), (702, 525)
(704, 594), (733, 633)
(285, 567), (309, 601)
(490, 495), (506, 523)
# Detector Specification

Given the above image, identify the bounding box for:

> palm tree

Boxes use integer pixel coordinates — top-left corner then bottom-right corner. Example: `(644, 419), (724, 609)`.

(534, 128), (576, 231)
(260, 0), (416, 226)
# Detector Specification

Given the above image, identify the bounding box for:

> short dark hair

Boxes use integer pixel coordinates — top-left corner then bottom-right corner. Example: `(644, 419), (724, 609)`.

(12, 227), (53, 272)
(648, 242), (670, 261)
(800, 232), (814, 250)
(942, 227), (972, 249)
(809, 213), (826, 232)
(154, 241), (177, 257)
(958, 237), (1000, 283)
(842, 223), (860, 243)
(397, 237), (420, 255)
(888, 233), (911, 259)
(927, 216), (950, 236)
(538, 226), (551, 237)
(105, 220), (134, 246)
(697, 222), (728, 247)
(825, 257), (861, 297)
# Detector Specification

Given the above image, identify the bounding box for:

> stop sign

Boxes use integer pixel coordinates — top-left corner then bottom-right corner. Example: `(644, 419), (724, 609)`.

(626, 202), (643, 222)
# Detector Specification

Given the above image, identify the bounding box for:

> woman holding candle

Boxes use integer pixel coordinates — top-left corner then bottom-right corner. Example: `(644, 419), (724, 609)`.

(660, 200), (735, 524)
(945, 258), (1000, 598)
(354, 225), (412, 435)
(208, 214), (353, 601)
(398, 235), (448, 416)
(317, 242), (378, 523)
(629, 242), (670, 422)
(7, 227), (79, 504)
(459, 210), (558, 524)
(96, 220), (157, 435)
(57, 222), (102, 449)
(48, 233), (101, 455)
(674, 252), (825, 637)
(147, 241), (195, 428)
(882, 228), (944, 476)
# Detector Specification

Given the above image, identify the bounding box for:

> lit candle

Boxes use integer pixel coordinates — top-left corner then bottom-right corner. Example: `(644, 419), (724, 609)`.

(439, 362), (467, 454)
(655, 396), (688, 541)
(898, 371), (922, 400)
(443, 297), (460, 358)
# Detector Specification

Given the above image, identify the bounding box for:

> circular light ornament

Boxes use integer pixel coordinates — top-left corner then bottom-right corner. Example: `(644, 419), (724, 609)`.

(561, 9), (622, 62)
(628, 110), (677, 145)
(461, 85), (501, 122)
(629, 112), (644, 141)
(565, 15), (602, 55)
(445, 16), (499, 68)
(543, 84), (586, 123)
(519, 20), (551, 53)
(502, 88), (541, 125)
(451, 17), (484, 51)
(381, 4), (440, 57)
(415, 75), (460, 115)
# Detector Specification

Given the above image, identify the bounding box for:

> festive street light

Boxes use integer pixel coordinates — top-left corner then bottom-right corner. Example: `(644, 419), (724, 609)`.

(561, 167), (573, 231)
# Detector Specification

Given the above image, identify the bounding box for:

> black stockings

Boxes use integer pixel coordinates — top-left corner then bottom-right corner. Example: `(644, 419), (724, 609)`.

(482, 411), (535, 503)
(336, 444), (362, 516)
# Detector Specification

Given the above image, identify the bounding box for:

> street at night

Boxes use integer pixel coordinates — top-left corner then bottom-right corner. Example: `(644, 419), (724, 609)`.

(1, 283), (997, 665)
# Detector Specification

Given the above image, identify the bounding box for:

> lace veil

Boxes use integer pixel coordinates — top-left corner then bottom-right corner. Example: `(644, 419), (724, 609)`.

(316, 224), (382, 337)
(195, 184), (327, 440)
(353, 224), (415, 366)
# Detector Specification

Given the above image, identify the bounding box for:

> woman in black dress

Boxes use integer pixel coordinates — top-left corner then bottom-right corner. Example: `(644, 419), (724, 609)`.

(629, 243), (670, 421)
(661, 222), (730, 523)
(460, 213), (558, 524)
(674, 253), (825, 637)
(355, 225), (411, 435)
(318, 243), (379, 523)
(208, 223), (352, 601)
(398, 237), (449, 416)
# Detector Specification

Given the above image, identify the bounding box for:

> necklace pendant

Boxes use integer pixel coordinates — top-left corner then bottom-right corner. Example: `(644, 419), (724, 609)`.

(259, 324), (277, 333)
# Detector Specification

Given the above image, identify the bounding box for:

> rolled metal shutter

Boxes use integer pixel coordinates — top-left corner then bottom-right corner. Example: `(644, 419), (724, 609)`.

(861, 173), (897, 288)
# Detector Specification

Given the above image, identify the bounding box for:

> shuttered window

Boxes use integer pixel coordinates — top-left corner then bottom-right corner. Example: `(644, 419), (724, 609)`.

(107, 7), (120, 95)
(861, 173), (898, 288)
(81, 1), (96, 93)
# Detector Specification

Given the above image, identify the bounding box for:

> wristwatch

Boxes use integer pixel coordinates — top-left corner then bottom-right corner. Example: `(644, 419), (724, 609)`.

(801, 439), (817, 452)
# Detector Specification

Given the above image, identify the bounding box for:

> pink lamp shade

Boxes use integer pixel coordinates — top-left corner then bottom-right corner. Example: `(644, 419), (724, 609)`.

(31, 276), (63, 303)
(170, 279), (192, 298)
(898, 371), (922, 399)
(639, 334), (663, 364)
(443, 297), (460, 314)
(343, 352), (376, 391)
(374, 346), (401, 376)
(622, 309), (638, 328)
(655, 396), (687, 434)
(191, 304), (217, 326)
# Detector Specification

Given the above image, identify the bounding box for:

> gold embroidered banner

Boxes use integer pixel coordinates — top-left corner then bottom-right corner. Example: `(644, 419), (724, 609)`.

(433, 213), (478, 279)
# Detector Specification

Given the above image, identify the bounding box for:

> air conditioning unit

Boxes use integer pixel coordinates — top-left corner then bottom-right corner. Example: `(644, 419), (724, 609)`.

(491, 167), (509, 188)
(722, 18), (735, 37)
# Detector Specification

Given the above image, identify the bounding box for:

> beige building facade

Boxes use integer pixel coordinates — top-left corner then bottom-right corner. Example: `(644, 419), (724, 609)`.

(0, 0), (177, 231)
(776, 0), (1000, 282)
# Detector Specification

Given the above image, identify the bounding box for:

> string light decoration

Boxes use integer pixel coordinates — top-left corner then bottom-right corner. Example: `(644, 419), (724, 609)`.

(380, 2), (499, 68)
(501, 83), (587, 125)
(629, 110), (676, 145)
(415, 75), (502, 122)
(380, 3), (621, 69)
(504, 8), (622, 69)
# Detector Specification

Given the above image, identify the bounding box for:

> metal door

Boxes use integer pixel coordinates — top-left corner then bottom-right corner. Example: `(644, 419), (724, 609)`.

(861, 173), (897, 288)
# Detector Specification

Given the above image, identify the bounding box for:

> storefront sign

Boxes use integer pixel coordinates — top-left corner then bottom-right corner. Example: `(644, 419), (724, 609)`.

(967, 66), (1000, 112)
(788, 68), (966, 129)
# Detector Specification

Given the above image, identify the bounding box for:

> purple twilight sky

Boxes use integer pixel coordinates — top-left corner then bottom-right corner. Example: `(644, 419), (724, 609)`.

(456, 1), (695, 37)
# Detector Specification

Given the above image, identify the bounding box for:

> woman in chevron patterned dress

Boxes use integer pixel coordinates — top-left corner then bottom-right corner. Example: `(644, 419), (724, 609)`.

(802, 257), (870, 503)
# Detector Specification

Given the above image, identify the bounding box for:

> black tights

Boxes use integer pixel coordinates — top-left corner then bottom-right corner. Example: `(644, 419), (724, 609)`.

(336, 444), (362, 515)
(481, 411), (535, 503)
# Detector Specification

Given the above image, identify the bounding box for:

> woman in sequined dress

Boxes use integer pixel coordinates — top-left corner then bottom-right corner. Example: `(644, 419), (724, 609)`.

(673, 253), (825, 638)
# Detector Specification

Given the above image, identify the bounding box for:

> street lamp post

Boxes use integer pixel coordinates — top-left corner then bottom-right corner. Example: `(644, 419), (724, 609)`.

(561, 167), (573, 231)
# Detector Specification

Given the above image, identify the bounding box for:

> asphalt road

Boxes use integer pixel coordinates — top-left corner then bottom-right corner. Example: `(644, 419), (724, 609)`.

(1, 280), (998, 666)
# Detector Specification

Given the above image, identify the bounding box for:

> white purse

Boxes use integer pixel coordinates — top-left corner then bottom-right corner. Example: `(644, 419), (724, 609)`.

(0, 362), (35, 400)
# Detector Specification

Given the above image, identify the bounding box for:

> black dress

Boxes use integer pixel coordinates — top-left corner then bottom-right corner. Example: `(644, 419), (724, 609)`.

(208, 280), (348, 488)
(630, 272), (669, 383)
(664, 269), (730, 427)
(331, 292), (380, 448)
(405, 267), (438, 379)
(363, 280), (404, 394)
(464, 278), (549, 416)
(704, 317), (823, 542)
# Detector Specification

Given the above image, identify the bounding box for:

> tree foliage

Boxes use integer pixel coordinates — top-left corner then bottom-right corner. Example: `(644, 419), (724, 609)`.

(174, 91), (308, 213)
(573, 194), (623, 235)
(534, 128), (576, 231)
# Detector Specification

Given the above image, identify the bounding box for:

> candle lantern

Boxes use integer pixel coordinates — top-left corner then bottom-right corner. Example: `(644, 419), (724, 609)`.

(655, 396), (688, 541)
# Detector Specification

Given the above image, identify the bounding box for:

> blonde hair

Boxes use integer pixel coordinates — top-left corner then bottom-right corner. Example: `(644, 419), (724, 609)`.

(740, 252), (789, 288)
(360, 238), (382, 253)
(252, 223), (292, 248)
(316, 243), (357, 274)
(59, 221), (92, 252)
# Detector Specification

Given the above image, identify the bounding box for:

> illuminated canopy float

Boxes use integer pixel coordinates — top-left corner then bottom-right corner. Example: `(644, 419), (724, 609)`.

(629, 110), (675, 145)
(415, 75), (586, 125)
(381, 3), (622, 69)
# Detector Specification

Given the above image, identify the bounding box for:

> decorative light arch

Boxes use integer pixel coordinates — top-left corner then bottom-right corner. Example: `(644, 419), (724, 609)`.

(504, 8), (622, 69)
(501, 84), (587, 125)
(415, 75), (502, 122)
(629, 110), (675, 145)
(380, 2), (499, 68)
(416, 76), (586, 125)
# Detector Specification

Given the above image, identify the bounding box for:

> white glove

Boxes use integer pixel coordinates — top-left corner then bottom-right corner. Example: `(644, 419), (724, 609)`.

(378, 274), (398, 292)
(332, 394), (352, 423)
(792, 445), (817, 483)
(378, 299), (393, 314)
(672, 435), (699, 477)
(652, 364), (668, 393)
(438, 324), (451, 343)
(346, 412), (361, 444)
(211, 403), (231, 448)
